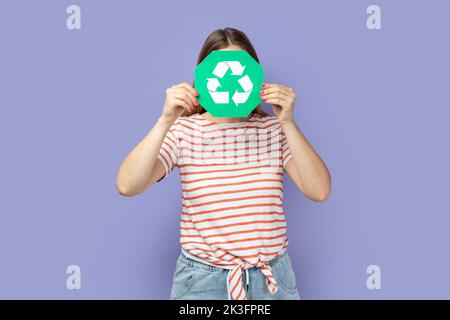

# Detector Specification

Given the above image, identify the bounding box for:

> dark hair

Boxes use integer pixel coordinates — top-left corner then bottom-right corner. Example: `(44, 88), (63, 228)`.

(197, 28), (260, 65)
(188, 28), (266, 116)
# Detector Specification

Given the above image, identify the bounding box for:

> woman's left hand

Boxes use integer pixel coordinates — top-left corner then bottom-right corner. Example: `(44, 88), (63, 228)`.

(260, 83), (296, 124)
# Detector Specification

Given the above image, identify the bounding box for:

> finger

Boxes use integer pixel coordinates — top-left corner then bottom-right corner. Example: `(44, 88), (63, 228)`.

(261, 92), (289, 103)
(261, 91), (291, 107)
(285, 86), (294, 92)
(260, 83), (277, 90)
(264, 97), (288, 107)
(278, 84), (294, 92)
(262, 83), (294, 93)
(176, 82), (199, 97)
(260, 87), (291, 99)
(171, 89), (198, 108)
(261, 88), (296, 102)
(171, 93), (195, 112)
(172, 97), (193, 112)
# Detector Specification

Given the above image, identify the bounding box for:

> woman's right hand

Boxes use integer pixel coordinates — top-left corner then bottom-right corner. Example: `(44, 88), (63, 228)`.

(160, 82), (199, 124)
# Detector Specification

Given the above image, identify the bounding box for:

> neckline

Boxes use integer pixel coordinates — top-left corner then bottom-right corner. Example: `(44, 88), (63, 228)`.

(197, 112), (255, 126)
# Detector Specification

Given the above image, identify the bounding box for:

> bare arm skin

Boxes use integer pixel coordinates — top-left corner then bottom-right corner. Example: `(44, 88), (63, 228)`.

(261, 83), (331, 202)
(116, 83), (199, 196)
(117, 81), (330, 201)
(116, 118), (172, 197)
(282, 122), (331, 202)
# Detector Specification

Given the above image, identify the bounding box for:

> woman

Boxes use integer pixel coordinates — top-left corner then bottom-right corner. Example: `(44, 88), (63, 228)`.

(116, 28), (331, 300)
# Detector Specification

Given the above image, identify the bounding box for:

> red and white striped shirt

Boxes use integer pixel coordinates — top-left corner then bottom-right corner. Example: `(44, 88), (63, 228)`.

(157, 112), (292, 300)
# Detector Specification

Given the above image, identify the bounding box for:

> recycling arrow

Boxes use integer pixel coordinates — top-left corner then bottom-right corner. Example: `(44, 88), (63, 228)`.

(212, 61), (246, 77)
(232, 75), (253, 106)
(194, 50), (264, 118)
(207, 61), (252, 106)
(207, 77), (229, 104)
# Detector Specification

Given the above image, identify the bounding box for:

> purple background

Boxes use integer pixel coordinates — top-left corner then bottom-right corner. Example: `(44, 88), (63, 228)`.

(1, 0), (449, 299)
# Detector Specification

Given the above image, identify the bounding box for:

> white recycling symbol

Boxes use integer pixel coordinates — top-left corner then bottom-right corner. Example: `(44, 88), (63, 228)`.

(206, 61), (253, 106)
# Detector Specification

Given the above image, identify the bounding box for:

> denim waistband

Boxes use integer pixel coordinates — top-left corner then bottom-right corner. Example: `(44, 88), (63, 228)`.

(178, 251), (287, 273)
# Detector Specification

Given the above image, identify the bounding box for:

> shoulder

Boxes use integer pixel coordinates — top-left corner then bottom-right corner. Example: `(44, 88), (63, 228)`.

(173, 114), (208, 129)
(249, 113), (282, 129)
(169, 114), (208, 138)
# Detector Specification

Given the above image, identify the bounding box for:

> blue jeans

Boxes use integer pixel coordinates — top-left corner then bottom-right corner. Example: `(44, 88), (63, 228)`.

(170, 251), (301, 300)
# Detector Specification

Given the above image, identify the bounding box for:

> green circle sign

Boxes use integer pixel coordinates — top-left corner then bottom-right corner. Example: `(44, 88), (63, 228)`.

(195, 50), (264, 117)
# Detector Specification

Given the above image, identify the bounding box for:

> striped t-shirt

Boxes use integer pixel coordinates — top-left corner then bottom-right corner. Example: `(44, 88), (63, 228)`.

(157, 112), (292, 300)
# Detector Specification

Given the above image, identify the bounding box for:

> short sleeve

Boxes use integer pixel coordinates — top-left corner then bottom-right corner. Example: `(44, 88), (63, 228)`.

(157, 121), (179, 181)
(281, 130), (292, 168)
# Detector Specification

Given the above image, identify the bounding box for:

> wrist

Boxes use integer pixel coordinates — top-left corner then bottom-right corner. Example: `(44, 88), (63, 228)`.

(279, 118), (296, 128)
(157, 115), (176, 129)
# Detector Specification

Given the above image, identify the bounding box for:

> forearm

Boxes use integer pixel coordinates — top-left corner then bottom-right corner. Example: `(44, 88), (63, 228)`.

(116, 117), (173, 196)
(281, 120), (331, 200)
